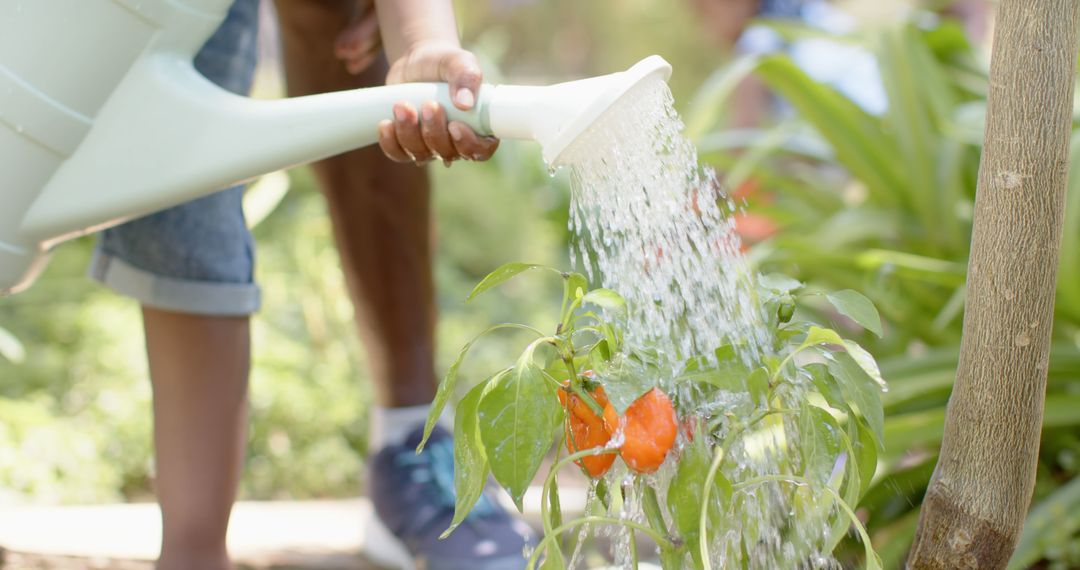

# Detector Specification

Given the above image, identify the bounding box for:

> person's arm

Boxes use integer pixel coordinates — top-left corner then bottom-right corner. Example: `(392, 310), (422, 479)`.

(336, 0), (497, 164)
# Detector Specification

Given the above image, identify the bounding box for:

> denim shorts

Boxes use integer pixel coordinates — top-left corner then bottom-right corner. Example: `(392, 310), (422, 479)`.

(89, 0), (262, 316)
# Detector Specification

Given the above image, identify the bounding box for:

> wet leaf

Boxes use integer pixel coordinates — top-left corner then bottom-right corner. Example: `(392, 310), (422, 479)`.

(600, 354), (656, 414)
(668, 436), (729, 567)
(442, 381), (493, 538)
(799, 403), (844, 485)
(853, 416), (879, 498)
(747, 367), (771, 405)
(828, 352), (885, 449)
(843, 340), (888, 391)
(807, 363), (847, 412)
(478, 347), (562, 510)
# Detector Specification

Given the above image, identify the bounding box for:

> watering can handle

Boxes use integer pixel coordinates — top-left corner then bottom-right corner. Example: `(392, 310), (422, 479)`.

(369, 82), (495, 136)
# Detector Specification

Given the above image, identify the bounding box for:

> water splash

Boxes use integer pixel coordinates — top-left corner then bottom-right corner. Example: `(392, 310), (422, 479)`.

(560, 78), (770, 369)
(557, 77), (840, 568)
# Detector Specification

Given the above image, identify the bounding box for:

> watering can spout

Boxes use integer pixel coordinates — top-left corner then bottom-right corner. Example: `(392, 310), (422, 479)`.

(4, 52), (670, 294)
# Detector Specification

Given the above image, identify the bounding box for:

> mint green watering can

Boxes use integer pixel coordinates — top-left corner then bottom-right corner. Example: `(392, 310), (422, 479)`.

(0, 0), (671, 294)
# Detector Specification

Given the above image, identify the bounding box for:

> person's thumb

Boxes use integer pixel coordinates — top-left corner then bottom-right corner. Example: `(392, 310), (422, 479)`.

(442, 51), (483, 110)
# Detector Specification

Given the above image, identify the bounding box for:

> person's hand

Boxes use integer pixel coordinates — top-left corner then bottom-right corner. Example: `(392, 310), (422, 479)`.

(334, 1), (381, 75)
(377, 42), (499, 166)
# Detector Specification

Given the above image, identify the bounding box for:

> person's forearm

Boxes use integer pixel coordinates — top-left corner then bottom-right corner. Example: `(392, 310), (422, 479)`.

(375, 0), (460, 62)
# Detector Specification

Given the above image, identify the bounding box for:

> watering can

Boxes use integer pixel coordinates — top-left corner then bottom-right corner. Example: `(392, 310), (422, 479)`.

(0, 0), (671, 295)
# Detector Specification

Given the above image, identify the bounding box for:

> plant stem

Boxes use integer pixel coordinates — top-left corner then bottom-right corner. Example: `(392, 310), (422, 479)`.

(562, 353), (605, 417)
(699, 446), (726, 570)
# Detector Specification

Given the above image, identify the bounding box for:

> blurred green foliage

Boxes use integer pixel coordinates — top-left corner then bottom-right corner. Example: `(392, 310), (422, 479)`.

(685, 14), (1080, 568)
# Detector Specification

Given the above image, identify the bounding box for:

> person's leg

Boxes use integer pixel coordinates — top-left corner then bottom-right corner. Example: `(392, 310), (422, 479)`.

(274, 0), (437, 409)
(144, 308), (250, 570)
(92, 182), (258, 570)
(273, 4), (535, 568)
(88, 2), (262, 567)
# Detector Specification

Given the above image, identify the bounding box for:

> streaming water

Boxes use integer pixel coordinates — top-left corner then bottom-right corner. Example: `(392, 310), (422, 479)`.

(562, 78), (769, 367)
(558, 78), (839, 568)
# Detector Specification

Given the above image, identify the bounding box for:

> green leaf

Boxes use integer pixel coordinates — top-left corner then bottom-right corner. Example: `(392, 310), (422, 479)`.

(467, 262), (559, 301)
(826, 290), (884, 337)
(540, 475), (567, 570)
(598, 354), (656, 414)
(560, 272), (589, 323)
(747, 367), (770, 405)
(828, 352), (885, 448)
(581, 288), (626, 313)
(803, 326), (845, 349)
(478, 346), (562, 509)
(418, 323), (541, 452)
(441, 381), (493, 538)
(678, 360), (751, 392)
(853, 417), (879, 499)
(668, 436), (730, 568)
(758, 273), (803, 293)
(0, 325), (25, 364)
(807, 362), (847, 412)
(843, 340), (888, 392)
(799, 403), (844, 485)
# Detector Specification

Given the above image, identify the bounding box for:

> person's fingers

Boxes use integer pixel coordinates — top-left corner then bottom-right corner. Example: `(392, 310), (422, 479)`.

(420, 102), (459, 163)
(448, 121), (500, 161)
(377, 120), (411, 163)
(392, 102), (435, 164)
(440, 51), (483, 110)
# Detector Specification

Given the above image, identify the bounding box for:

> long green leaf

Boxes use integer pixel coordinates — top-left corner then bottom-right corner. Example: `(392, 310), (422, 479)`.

(684, 54), (763, 140)
(478, 343), (562, 509)
(828, 351), (885, 448)
(754, 55), (906, 206)
(467, 262), (560, 301)
(442, 380), (495, 538)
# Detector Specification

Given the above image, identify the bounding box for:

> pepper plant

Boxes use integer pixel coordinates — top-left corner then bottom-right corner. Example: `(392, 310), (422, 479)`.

(417, 262), (887, 569)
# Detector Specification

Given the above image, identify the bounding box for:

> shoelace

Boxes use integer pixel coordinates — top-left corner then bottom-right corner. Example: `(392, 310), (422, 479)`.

(395, 436), (499, 520)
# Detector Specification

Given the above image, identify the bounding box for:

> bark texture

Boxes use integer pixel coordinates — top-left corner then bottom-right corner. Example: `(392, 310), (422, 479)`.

(908, 1), (1080, 568)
